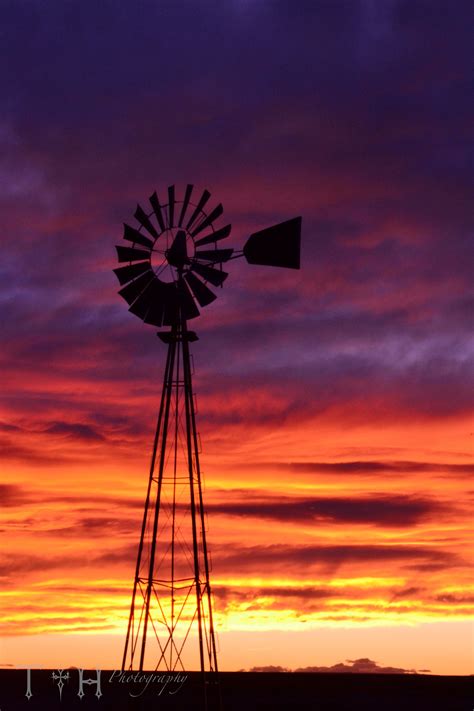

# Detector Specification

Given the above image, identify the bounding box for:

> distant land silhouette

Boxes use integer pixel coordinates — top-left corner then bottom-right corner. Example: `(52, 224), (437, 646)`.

(243, 657), (431, 674)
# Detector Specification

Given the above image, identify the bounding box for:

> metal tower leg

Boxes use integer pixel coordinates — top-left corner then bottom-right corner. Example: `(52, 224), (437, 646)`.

(122, 325), (176, 672)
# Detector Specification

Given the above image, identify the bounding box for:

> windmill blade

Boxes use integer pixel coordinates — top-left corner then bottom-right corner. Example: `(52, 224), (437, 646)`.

(123, 223), (154, 250)
(167, 185), (175, 228)
(178, 279), (200, 321)
(113, 262), (151, 286)
(141, 280), (168, 325)
(162, 283), (179, 326)
(186, 189), (211, 231)
(194, 248), (234, 263)
(134, 203), (159, 239)
(143, 298), (165, 327)
(243, 217), (301, 269)
(129, 279), (164, 321)
(116, 245), (151, 263)
(184, 271), (217, 307)
(194, 223), (232, 247)
(178, 184), (193, 227)
(190, 262), (228, 287)
(118, 270), (155, 305)
(190, 204), (224, 237)
(149, 191), (166, 232)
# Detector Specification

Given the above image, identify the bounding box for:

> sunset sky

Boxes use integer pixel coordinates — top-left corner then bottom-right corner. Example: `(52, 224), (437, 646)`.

(1, 1), (472, 675)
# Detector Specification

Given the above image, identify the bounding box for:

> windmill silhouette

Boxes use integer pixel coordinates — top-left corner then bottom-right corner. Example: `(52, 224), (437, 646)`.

(114, 185), (301, 706)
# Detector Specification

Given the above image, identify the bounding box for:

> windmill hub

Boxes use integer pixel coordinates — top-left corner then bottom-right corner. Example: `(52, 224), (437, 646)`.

(165, 229), (192, 269)
(147, 229), (194, 282)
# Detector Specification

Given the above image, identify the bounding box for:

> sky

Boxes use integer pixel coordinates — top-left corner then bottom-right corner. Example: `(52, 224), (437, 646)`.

(0, 0), (473, 675)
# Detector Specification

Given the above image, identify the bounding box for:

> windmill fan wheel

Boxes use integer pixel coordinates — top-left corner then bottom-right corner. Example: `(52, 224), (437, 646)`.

(114, 185), (233, 327)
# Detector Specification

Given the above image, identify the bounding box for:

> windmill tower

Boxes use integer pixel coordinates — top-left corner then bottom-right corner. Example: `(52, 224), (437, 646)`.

(114, 185), (301, 703)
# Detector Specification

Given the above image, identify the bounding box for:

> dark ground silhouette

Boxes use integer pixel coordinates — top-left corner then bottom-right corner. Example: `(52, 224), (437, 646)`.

(0, 670), (472, 710)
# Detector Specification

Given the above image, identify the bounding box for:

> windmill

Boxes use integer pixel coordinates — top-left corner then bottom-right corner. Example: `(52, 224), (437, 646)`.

(114, 185), (301, 704)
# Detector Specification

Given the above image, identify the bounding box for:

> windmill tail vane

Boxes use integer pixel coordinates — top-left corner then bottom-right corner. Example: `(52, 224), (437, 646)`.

(114, 184), (301, 709)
